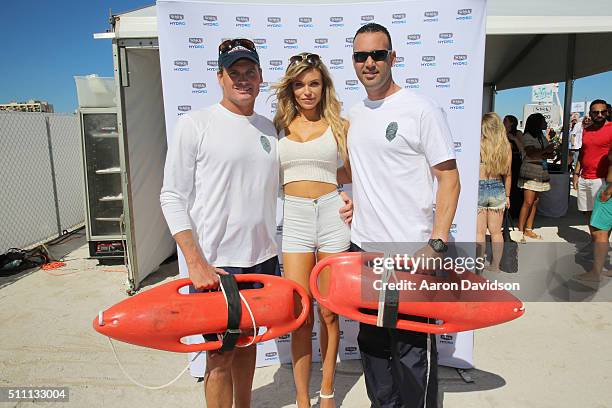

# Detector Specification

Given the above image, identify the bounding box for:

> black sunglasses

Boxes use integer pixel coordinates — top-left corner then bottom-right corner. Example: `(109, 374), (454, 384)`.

(218, 38), (256, 54)
(353, 49), (391, 63)
(288, 53), (321, 67)
(591, 109), (608, 116)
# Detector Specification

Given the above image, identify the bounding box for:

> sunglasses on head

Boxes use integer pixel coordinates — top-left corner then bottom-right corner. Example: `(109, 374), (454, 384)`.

(352, 49), (391, 63)
(591, 109), (608, 116)
(288, 53), (321, 67)
(218, 38), (256, 54)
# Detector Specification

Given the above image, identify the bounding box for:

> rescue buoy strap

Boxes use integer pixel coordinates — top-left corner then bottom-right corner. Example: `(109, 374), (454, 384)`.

(218, 274), (242, 351)
(381, 287), (400, 328)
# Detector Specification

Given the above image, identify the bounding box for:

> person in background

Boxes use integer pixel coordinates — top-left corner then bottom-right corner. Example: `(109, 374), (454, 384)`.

(573, 99), (612, 259)
(517, 113), (556, 243)
(504, 114), (524, 218)
(569, 113), (582, 174)
(273, 52), (352, 408)
(477, 113), (512, 271)
(579, 144), (612, 282)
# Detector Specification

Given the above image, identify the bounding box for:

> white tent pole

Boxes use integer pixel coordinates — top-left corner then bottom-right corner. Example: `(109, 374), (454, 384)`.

(561, 34), (576, 173)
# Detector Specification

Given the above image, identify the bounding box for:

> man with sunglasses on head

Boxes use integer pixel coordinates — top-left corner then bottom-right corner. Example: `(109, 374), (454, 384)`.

(347, 23), (460, 408)
(160, 38), (279, 408)
(573, 99), (612, 281)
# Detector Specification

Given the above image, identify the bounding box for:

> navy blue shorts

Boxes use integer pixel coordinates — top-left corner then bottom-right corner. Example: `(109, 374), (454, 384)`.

(198, 256), (280, 342)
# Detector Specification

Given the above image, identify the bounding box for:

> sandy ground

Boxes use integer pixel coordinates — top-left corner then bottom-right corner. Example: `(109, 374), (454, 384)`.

(1, 189), (611, 407)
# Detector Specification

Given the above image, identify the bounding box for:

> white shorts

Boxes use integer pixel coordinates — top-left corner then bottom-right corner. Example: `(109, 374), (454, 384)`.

(577, 177), (605, 212)
(282, 191), (351, 253)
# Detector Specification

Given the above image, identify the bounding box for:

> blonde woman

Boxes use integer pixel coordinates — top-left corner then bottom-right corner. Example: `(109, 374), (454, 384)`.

(477, 113), (512, 271)
(273, 52), (351, 408)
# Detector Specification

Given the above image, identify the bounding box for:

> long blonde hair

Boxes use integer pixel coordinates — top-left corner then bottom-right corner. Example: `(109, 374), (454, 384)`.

(272, 53), (348, 162)
(480, 113), (511, 176)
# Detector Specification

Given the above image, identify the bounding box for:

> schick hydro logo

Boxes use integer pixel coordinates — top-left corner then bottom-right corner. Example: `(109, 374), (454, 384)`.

(345, 37), (354, 48)
(405, 78), (420, 89)
(192, 82), (207, 94)
(235, 16), (251, 28)
(436, 77), (451, 88)
(329, 16), (344, 27)
(329, 58), (344, 69)
(314, 38), (329, 49)
(392, 13), (406, 24)
(421, 56), (436, 67)
(345, 80), (359, 91)
(253, 38), (267, 50)
(206, 60), (218, 72)
(269, 60), (284, 71)
(177, 105), (191, 116)
(423, 10), (439, 22)
(393, 56), (405, 68)
(202, 15), (219, 27)
(188, 38), (204, 49)
(406, 34), (422, 45)
(173, 60), (189, 72)
(361, 15), (375, 25)
(267, 17), (282, 28)
(450, 99), (465, 110)
(260, 82), (270, 92)
(169, 14), (186, 26)
(283, 38), (298, 49)
(454, 141), (462, 152)
(298, 17), (314, 28)
(438, 33), (454, 44)
(457, 8), (473, 20)
(453, 54), (469, 66)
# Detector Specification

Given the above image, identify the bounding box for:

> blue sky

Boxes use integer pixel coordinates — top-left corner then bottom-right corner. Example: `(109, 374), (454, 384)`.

(1, 1), (610, 116)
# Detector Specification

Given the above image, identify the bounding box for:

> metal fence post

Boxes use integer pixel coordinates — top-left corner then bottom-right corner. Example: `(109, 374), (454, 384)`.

(45, 115), (62, 237)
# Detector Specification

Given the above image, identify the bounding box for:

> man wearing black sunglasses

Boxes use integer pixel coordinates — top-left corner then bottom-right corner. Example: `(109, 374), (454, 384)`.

(161, 38), (280, 408)
(573, 99), (612, 282)
(347, 23), (460, 408)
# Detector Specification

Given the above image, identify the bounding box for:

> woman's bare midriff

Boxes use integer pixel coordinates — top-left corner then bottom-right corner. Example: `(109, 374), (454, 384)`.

(284, 180), (337, 199)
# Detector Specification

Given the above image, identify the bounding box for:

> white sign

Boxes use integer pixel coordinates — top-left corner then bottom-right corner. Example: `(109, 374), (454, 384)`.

(571, 101), (585, 113)
(523, 103), (561, 129)
(531, 83), (556, 103)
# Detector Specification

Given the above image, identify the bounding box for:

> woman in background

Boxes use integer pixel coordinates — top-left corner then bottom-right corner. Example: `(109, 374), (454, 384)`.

(273, 52), (351, 408)
(503, 115), (524, 219)
(477, 113), (512, 271)
(517, 113), (556, 243)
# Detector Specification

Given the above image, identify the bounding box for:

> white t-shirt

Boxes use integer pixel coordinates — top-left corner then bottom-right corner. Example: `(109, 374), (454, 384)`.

(347, 88), (455, 245)
(160, 103), (279, 267)
(570, 120), (583, 149)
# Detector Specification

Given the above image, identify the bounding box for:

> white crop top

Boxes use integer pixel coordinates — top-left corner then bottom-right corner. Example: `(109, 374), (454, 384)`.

(278, 126), (338, 186)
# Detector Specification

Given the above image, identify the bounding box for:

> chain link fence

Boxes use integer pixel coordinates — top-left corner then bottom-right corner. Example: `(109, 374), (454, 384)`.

(0, 112), (84, 253)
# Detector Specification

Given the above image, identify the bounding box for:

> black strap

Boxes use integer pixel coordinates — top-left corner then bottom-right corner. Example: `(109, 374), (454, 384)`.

(218, 274), (242, 351)
(381, 288), (400, 328)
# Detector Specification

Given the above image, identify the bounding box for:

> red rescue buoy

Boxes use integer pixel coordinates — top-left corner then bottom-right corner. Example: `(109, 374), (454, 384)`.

(93, 275), (310, 352)
(310, 252), (524, 333)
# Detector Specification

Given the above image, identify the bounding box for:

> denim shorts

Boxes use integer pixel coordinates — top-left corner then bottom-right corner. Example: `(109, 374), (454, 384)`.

(478, 179), (506, 210)
(282, 191), (351, 253)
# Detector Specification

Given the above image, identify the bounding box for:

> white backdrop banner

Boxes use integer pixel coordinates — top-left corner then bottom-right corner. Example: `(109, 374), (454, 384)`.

(157, 0), (486, 374)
